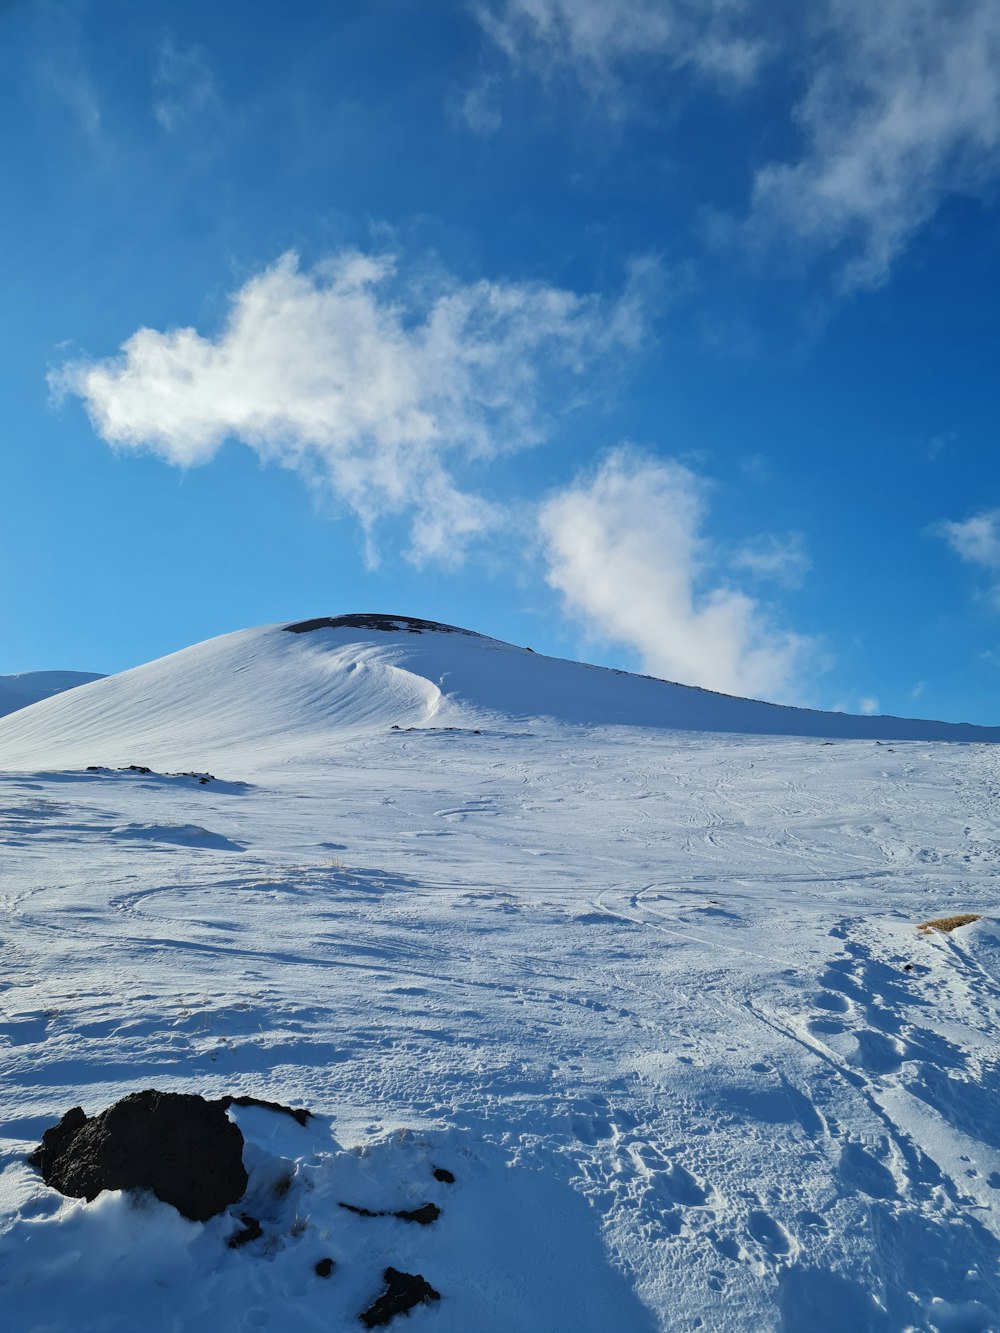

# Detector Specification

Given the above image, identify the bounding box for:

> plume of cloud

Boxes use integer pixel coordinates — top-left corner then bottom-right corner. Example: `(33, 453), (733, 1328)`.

(475, 0), (764, 97)
(747, 0), (1000, 289)
(538, 447), (815, 701)
(52, 250), (658, 566)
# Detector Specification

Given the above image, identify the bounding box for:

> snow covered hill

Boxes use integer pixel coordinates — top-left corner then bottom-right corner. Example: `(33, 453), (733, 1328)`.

(0, 613), (996, 773)
(0, 669), (104, 720)
(1, 614), (998, 1331)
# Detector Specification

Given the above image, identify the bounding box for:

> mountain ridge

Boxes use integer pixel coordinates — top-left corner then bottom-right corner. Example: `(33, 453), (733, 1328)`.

(0, 670), (106, 720)
(0, 614), (996, 773)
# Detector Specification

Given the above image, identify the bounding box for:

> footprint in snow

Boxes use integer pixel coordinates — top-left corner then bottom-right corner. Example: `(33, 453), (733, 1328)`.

(837, 1141), (899, 1200)
(850, 1029), (906, 1075)
(747, 1209), (795, 1257)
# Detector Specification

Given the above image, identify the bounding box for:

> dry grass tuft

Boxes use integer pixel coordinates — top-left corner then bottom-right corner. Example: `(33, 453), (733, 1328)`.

(917, 913), (982, 934)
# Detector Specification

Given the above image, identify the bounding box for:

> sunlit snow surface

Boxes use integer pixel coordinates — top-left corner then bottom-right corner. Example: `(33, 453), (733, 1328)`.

(0, 623), (998, 1331)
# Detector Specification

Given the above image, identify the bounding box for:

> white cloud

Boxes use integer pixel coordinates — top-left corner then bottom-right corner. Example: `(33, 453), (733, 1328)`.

(747, 0), (1000, 290)
(153, 34), (219, 132)
(53, 250), (658, 567)
(935, 510), (1000, 570)
(912, 680), (927, 699)
(732, 532), (810, 589)
(933, 509), (1000, 608)
(538, 447), (815, 701)
(475, 0), (764, 98)
(858, 696), (879, 716)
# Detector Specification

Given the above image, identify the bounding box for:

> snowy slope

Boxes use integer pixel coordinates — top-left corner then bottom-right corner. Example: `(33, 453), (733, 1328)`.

(0, 669), (104, 719)
(0, 615), (998, 1332)
(0, 614), (996, 774)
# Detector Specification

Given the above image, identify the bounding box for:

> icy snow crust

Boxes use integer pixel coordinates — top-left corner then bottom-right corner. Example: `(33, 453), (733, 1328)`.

(0, 619), (998, 1330)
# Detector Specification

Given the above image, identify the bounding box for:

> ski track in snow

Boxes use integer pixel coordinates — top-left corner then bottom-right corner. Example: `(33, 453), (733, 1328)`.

(0, 626), (997, 1331)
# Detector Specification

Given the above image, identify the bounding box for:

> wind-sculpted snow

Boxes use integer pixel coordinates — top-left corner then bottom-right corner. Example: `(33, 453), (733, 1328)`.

(0, 621), (999, 1329)
(0, 618), (997, 776)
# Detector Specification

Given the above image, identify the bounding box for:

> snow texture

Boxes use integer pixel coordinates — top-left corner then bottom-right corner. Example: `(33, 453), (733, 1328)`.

(0, 670), (105, 719)
(0, 617), (997, 1331)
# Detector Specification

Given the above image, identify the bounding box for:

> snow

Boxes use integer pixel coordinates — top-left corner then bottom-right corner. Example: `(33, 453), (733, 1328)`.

(0, 618), (997, 1330)
(0, 670), (105, 719)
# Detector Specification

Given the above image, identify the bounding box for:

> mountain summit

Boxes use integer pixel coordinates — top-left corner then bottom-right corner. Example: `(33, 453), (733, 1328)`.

(0, 614), (996, 772)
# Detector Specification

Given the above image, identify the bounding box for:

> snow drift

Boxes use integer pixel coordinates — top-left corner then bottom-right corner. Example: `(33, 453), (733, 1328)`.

(0, 614), (996, 773)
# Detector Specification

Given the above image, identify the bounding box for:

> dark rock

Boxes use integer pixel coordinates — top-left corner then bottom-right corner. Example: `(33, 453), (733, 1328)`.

(27, 1105), (87, 1177)
(284, 614), (473, 637)
(395, 1203), (440, 1225)
(218, 1094), (311, 1127)
(340, 1202), (381, 1218)
(228, 1213), (263, 1248)
(432, 1167), (454, 1184)
(339, 1200), (440, 1225)
(315, 1257), (335, 1278)
(359, 1268), (441, 1327)
(31, 1090), (248, 1221)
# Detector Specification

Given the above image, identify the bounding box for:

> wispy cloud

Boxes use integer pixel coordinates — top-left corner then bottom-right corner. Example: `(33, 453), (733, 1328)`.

(926, 430), (956, 462)
(933, 509), (1000, 606)
(935, 511), (1000, 570)
(153, 34), (219, 132)
(34, 5), (104, 149)
(52, 250), (659, 567)
(474, 0), (764, 102)
(455, 75), (503, 135)
(475, 2), (1000, 289)
(746, 0), (1000, 290)
(732, 532), (810, 590)
(538, 447), (816, 702)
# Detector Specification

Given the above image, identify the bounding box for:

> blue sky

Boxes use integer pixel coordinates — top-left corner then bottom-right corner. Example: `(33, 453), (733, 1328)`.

(3, 0), (1000, 723)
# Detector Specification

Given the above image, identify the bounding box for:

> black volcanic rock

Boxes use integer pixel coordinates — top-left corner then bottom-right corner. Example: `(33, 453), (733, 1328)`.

(284, 613), (474, 636)
(30, 1090), (249, 1221)
(359, 1268), (441, 1327)
(227, 1213), (263, 1248)
(338, 1200), (440, 1225)
(28, 1105), (88, 1179)
(218, 1093), (312, 1127)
